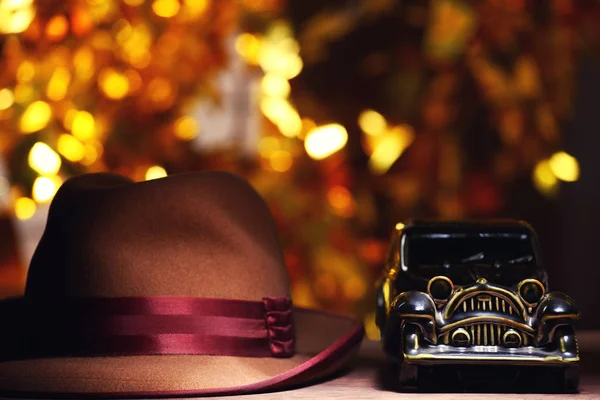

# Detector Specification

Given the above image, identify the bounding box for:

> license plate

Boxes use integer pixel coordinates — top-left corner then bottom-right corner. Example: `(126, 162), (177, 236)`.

(473, 345), (498, 353)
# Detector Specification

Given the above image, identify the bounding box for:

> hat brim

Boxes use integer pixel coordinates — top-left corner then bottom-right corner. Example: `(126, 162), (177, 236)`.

(0, 307), (363, 398)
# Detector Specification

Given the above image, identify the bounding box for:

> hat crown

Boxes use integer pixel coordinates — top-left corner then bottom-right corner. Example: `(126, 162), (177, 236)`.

(26, 172), (289, 300)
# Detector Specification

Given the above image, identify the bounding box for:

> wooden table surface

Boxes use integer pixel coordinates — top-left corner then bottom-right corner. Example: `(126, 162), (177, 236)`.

(225, 332), (600, 400)
(11, 333), (600, 399)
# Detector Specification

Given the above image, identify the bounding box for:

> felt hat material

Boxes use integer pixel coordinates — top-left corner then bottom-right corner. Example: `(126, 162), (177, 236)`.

(0, 171), (363, 397)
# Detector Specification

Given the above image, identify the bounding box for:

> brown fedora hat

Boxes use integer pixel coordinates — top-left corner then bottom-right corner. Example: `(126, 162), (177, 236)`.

(0, 171), (363, 397)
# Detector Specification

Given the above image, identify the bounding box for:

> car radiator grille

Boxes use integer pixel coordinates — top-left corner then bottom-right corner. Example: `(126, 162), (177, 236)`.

(463, 323), (529, 346)
(442, 294), (531, 347)
(460, 294), (516, 314)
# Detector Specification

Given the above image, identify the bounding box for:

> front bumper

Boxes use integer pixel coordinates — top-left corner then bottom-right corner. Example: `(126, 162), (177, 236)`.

(402, 328), (579, 366)
(404, 344), (579, 366)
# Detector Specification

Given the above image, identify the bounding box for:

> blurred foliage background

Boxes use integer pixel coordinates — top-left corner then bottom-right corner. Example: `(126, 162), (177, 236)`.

(0, 0), (599, 337)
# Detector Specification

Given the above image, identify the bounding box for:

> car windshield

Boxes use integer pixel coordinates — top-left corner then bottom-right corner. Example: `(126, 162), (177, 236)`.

(404, 232), (538, 286)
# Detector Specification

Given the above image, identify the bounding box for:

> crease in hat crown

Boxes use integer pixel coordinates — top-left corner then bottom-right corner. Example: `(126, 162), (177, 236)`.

(25, 171), (290, 301)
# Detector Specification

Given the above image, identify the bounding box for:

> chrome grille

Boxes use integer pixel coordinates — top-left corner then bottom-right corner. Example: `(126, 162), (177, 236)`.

(460, 294), (516, 315)
(443, 324), (530, 346)
(444, 294), (530, 347)
(469, 323), (529, 346)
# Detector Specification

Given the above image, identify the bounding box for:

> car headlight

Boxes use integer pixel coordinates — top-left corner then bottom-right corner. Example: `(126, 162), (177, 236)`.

(518, 279), (545, 306)
(427, 276), (454, 303)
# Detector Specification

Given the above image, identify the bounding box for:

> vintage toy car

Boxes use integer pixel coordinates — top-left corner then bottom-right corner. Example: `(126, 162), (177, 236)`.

(376, 220), (580, 391)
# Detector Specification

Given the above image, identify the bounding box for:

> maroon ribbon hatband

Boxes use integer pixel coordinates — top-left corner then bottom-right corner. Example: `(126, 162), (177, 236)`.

(0, 296), (295, 361)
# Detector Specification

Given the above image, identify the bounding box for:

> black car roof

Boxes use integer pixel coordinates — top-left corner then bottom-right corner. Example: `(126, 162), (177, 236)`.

(402, 220), (535, 236)
(392, 220), (547, 291)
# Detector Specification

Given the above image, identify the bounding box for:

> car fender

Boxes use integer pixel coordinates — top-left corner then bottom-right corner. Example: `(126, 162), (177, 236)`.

(535, 292), (580, 344)
(391, 291), (437, 344)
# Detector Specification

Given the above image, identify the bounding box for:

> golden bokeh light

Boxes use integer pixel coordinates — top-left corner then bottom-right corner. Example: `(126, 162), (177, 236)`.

(260, 97), (285, 120)
(261, 73), (290, 98)
(116, 19), (132, 40)
(115, 20), (130, 40)
(93, 32), (112, 50)
(261, 52), (303, 79)
(0, 0), (35, 34)
(81, 143), (99, 166)
(0, 0), (241, 231)
(88, 0), (117, 20)
(71, 4), (94, 36)
(269, 150), (293, 172)
(14, 197), (36, 220)
(267, 20), (293, 41)
(255, 21), (307, 139)
(278, 37), (300, 55)
(174, 116), (198, 140)
(183, 0), (208, 16)
(125, 69), (142, 93)
(156, 31), (180, 56)
(257, 22), (303, 80)
(74, 47), (95, 82)
(20, 101), (52, 133)
(117, 18), (132, 42)
(235, 33), (261, 65)
(63, 108), (77, 130)
(115, 19), (132, 45)
(32, 176), (59, 203)
(359, 239), (385, 264)
(258, 136), (279, 158)
(368, 125), (414, 175)
(363, 312), (381, 341)
(304, 124), (348, 160)
(146, 165), (167, 180)
(343, 276), (367, 301)
(533, 159), (558, 196)
(327, 185), (355, 218)
(28, 142), (61, 175)
(290, 280), (318, 308)
(278, 115), (302, 138)
(358, 109), (387, 136)
(395, 222), (405, 230)
(57, 134), (85, 162)
(548, 151), (579, 182)
(16, 60), (35, 82)
(515, 56), (541, 98)
(147, 76), (174, 107)
(45, 14), (68, 41)
(91, 140), (104, 159)
(99, 68), (129, 100)
(152, 0), (180, 18)
(46, 67), (71, 101)
(116, 21), (152, 67)
(300, 118), (316, 137)
(0, 88), (14, 110)
(260, 97), (302, 138)
(13, 83), (33, 103)
(280, 53), (303, 79)
(71, 110), (95, 140)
